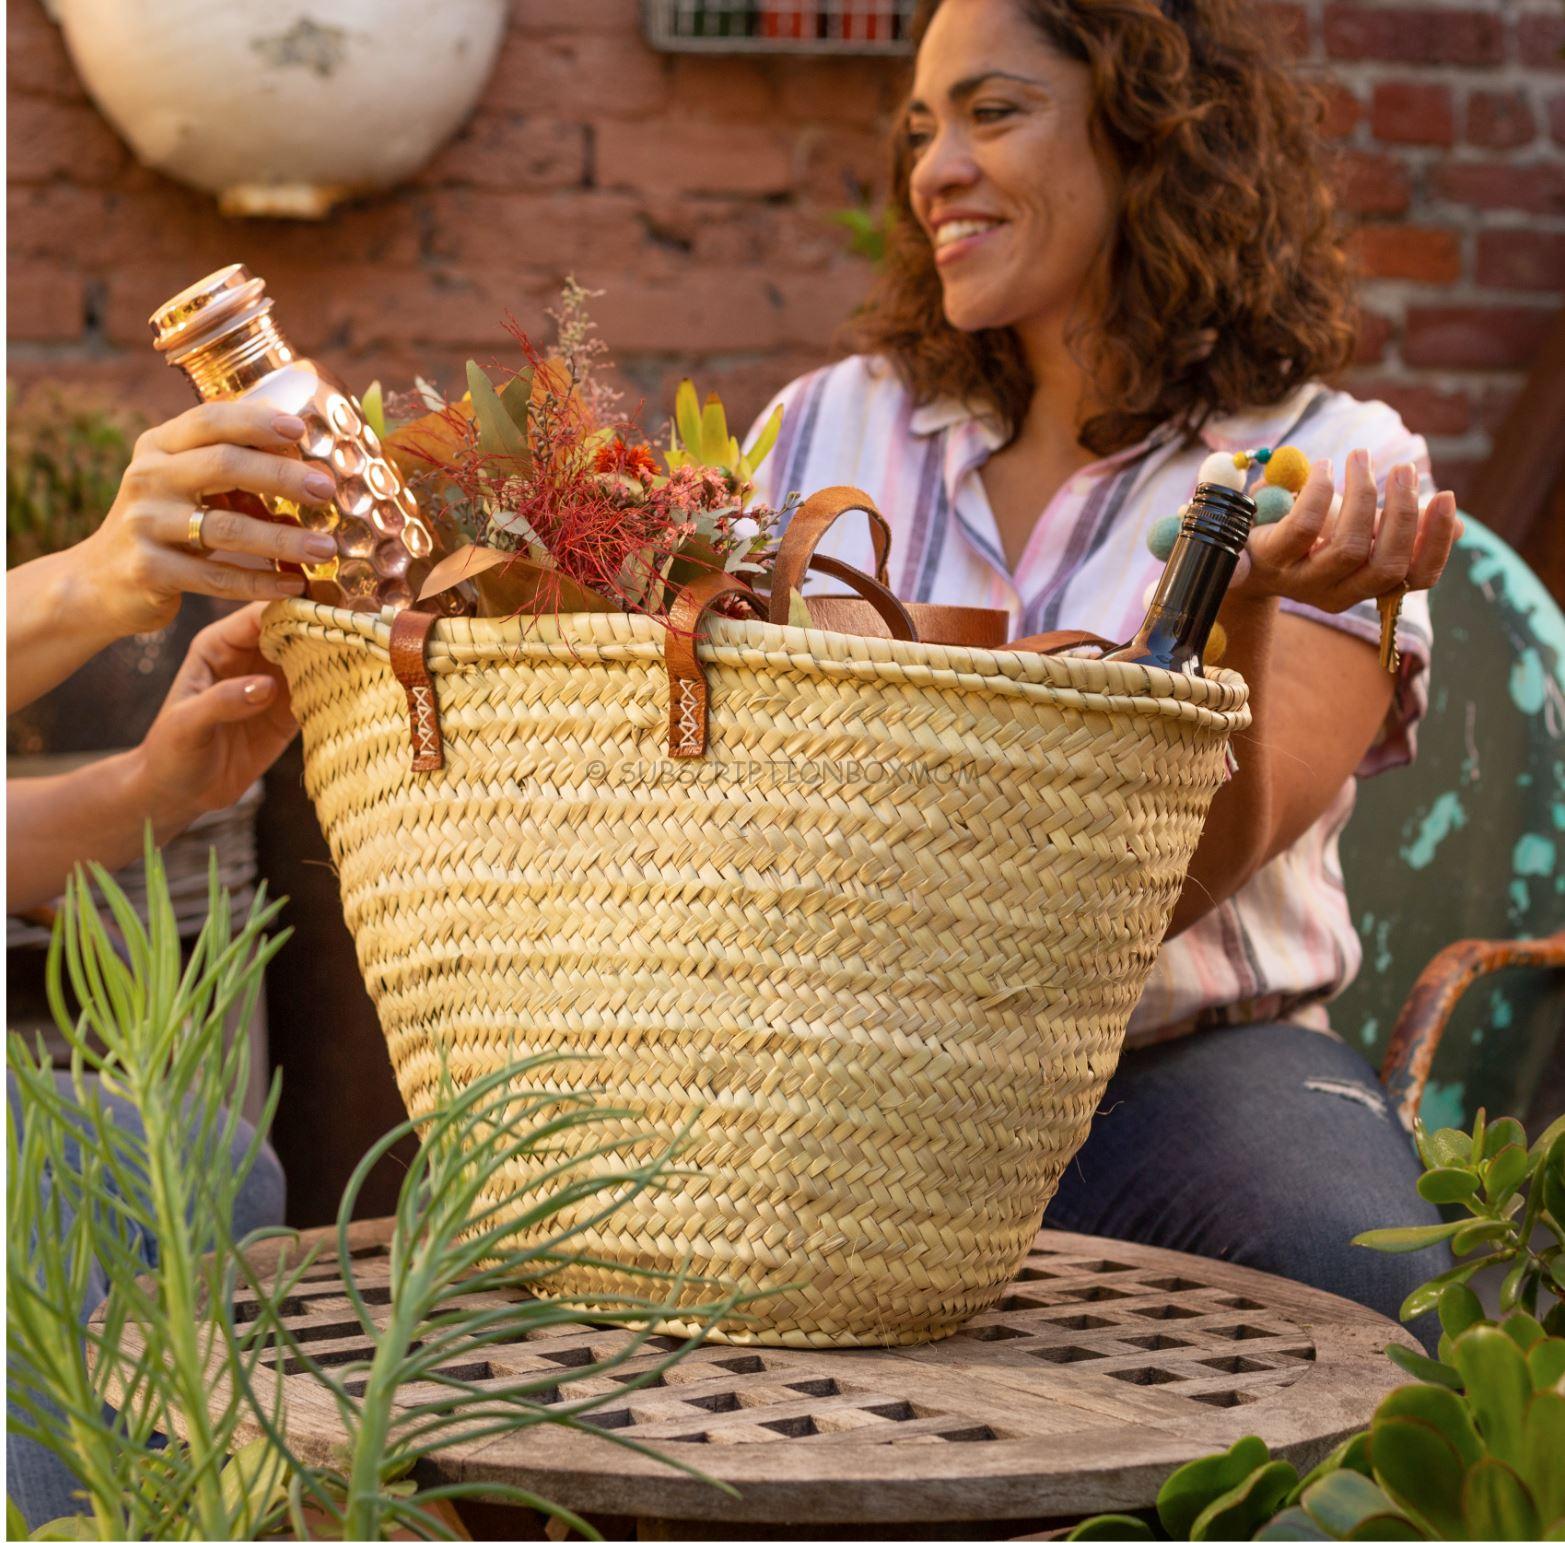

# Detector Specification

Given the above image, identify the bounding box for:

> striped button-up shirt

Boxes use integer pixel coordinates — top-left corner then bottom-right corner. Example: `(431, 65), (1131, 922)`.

(749, 354), (1434, 1046)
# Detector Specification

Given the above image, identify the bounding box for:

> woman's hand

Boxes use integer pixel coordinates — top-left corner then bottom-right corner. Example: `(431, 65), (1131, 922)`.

(128, 604), (298, 836)
(1231, 451), (1461, 611)
(78, 399), (342, 637)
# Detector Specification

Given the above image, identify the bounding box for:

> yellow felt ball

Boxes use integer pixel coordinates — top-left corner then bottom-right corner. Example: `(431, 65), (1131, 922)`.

(1264, 445), (1311, 494)
(1203, 621), (1228, 667)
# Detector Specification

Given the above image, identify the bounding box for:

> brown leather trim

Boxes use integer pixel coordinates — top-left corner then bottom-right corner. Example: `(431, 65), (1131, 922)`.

(389, 608), (444, 773)
(664, 573), (766, 759)
(768, 486), (892, 625)
(1008, 628), (1115, 656)
(800, 554), (917, 641)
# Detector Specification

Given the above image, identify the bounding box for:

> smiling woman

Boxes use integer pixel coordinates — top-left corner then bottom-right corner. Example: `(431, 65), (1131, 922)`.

(747, 0), (1466, 1342)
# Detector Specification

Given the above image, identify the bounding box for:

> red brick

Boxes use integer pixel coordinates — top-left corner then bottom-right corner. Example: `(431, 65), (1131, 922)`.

(1346, 376), (1471, 436)
(1426, 452), (1483, 507)
(775, 58), (903, 127)
(1475, 229), (1565, 291)
(669, 56), (781, 121)
(6, 266), (84, 341)
(1347, 224), (1462, 283)
(1324, 6), (1503, 66)
(1403, 305), (1559, 370)
(8, 356), (194, 424)
(1318, 81), (1363, 139)
(1552, 92), (1565, 146)
(1473, 381), (1524, 435)
(509, 0), (631, 31)
(1353, 308), (1395, 365)
(588, 272), (787, 351)
(1433, 160), (1565, 214)
(1517, 12), (1565, 70)
(420, 188), (658, 275)
(7, 0), (87, 100)
(1370, 81), (1454, 146)
(1467, 90), (1536, 150)
(414, 114), (587, 191)
(1260, 1), (1311, 55)
(485, 31), (668, 118)
(1334, 149), (1413, 215)
(6, 96), (128, 184)
(595, 119), (795, 196)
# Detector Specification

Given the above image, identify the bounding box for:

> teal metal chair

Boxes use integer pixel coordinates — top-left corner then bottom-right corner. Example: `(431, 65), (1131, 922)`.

(1337, 518), (1565, 1129)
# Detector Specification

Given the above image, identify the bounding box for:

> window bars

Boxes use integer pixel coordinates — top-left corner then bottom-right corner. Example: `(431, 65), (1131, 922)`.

(643, 0), (916, 53)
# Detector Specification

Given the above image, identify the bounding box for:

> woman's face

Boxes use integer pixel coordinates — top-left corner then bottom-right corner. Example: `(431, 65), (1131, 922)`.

(905, 0), (1119, 340)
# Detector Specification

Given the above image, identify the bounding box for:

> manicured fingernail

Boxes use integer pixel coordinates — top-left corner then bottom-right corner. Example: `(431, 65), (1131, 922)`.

(242, 678), (275, 702)
(304, 471), (335, 500)
(273, 415), (306, 440)
(304, 534), (337, 559)
(1313, 458), (1332, 482)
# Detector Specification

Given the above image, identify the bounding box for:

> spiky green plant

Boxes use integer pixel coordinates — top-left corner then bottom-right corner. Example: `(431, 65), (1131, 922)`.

(7, 840), (746, 1541)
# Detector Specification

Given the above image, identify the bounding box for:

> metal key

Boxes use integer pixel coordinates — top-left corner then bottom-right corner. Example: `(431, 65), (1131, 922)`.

(1376, 584), (1407, 674)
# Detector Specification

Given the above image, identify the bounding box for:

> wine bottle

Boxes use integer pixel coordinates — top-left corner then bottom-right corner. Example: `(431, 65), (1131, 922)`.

(1106, 482), (1256, 676)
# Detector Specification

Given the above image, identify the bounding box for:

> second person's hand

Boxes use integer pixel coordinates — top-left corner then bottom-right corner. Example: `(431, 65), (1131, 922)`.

(76, 398), (343, 636)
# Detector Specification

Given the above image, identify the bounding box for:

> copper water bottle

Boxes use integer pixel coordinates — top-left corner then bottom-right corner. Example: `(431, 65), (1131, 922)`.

(149, 263), (450, 613)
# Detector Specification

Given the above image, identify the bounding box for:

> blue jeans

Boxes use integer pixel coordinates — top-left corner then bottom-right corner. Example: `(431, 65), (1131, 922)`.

(1047, 1022), (1445, 1352)
(7, 1073), (287, 1528)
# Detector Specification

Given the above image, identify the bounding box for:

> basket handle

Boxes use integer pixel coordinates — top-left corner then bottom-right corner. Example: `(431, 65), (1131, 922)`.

(1008, 628), (1116, 655)
(389, 607), (445, 773)
(665, 571), (767, 759)
(798, 553), (918, 641)
(768, 486), (894, 626)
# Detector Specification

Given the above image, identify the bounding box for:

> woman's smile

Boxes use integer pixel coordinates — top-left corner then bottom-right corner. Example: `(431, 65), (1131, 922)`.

(931, 213), (1010, 266)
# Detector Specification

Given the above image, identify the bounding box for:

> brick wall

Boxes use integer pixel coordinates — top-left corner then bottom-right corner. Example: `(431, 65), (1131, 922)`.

(8, 0), (1563, 508)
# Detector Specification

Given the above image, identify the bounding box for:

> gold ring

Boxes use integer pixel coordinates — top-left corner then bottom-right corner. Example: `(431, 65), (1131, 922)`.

(187, 506), (210, 553)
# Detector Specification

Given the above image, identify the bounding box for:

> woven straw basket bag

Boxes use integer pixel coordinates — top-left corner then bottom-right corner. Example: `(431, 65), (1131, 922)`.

(259, 489), (1250, 1347)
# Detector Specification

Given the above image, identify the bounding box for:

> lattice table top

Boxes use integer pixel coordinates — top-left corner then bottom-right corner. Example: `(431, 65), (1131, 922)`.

(114, 1219), (1414, 1530)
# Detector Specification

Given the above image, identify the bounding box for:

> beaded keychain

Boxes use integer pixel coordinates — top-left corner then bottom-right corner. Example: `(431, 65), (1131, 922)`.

(1143, 444), (1402, 674)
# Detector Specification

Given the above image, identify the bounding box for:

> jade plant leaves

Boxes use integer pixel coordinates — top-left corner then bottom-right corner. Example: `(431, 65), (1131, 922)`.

(1415, 1167), (1479, 1205)
(1190, 1460), (1299, 1540)
(1461, 1458), (1541, 1540)
(1384, 1343), (1463, 1388)
(1157, 1437), (1273, 1539)
(1297, 1470), (1407, 1537)
(1437, 1282), (1485, 1340)
(1373, 1383), (1483, 1465)
(1067, 1514), (1157, 1540)
(1352, 1219), (1470, 1254)
(1521, 1389), (1565, 1524)
(1368, 1417), (1466, 1539)
(1451, 1325), (1531, 1468)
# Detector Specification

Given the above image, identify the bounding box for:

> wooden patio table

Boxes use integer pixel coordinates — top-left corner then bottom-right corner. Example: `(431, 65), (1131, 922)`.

(111, 1218), (1414, 1540)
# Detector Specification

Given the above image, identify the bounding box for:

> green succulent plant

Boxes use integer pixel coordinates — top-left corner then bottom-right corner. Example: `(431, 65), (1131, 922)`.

(1068, 1108), (1565, 1542)
(7, 838), (743, 1541)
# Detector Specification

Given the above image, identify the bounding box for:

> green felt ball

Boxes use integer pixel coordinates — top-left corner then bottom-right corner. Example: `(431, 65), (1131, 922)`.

(1253, 446), (1272, 464)
(1254, 484), (1294, 525)
(1147, 513), (1182, 560)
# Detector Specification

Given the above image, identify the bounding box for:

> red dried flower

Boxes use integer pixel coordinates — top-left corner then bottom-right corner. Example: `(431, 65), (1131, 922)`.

(593, 440), (659, 481)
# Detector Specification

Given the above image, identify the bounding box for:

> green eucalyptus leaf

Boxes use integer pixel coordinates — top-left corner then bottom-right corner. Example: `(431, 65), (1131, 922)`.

(1385, 1343), (1464, 1388)
(466, 359), (531, 477)
(1417, 1167), (1480, 1205)
(1190, 1460), (1298, 1541)
(361, 379), (386, 439)
(1439, 1282), (1486, 1339)
(1486, 1143), (1529, 1204)
(1500, 1310), (1545, 1353)
(499, 366), (534, 432)
(1374, 1382), (1483, 1464)
(1521, 1389), (1565, 1523)
(1256, 1508), (1331, 1541)
(1299, 1469), (1405, 1536)
(1066, 1515), (1157, 1540)
(1528, 1338), (1565, 1393)
(1485, 1118), (1527, 1161)
(1452, 1324), (1532, 1468)
(1353, 1219), (1470, 1254)
(1368, 1417), (1466, 1538)
(1157, 1437), (1272, 1539)
(1462, 1457), (1541, 1540)
(787, 590), (813, 629)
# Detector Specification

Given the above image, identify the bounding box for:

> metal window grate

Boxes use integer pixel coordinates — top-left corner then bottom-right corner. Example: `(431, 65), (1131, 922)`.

(643, 0), (916, 54)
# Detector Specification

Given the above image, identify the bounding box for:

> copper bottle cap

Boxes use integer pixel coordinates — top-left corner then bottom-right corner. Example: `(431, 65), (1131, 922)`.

(148, 264), (274, 357)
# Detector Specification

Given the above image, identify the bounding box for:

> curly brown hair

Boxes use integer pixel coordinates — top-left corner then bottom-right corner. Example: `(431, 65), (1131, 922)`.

(850, 0), (1356, 456)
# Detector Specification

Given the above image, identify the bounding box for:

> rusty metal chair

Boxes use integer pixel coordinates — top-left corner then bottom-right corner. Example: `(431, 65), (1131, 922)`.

(1337, 516), (1565, 1128)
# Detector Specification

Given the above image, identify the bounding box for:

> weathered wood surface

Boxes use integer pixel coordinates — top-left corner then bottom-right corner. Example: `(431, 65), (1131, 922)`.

(99, 1220), (1414, 1530)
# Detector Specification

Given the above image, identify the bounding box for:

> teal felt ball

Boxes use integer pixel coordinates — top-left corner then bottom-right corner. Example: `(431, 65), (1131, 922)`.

(1147, 513), (1182, 560)
(1253, 446), (1272, 464)
(1254, 484), (1294, 525)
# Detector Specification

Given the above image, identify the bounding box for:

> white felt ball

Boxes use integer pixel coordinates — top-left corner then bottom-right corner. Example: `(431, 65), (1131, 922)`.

(1143, 580), (1160, 609)
(1197, 451), (1247, 491)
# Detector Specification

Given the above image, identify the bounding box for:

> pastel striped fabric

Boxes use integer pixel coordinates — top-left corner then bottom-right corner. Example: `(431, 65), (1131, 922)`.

(749, 355), (1435, 1047)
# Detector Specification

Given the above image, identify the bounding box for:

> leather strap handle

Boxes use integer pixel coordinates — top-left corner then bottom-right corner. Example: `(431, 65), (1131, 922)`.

(1008, 628), (1115, 656)
(389, 608), (444, 772)
(767, 486), (893, 627)
(665, 571), (766, 759)
(801, 553), (917, 641)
